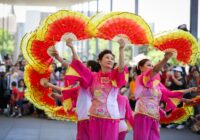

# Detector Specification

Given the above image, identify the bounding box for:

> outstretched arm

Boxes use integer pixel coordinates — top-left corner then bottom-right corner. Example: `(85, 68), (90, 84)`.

(175, 87), (197, 94)
(180, 98), (195, 105)
(118, 39), (125, 73)
(49, 92), (62, 100)
(55, 56), (68, 68)
(47, 83), (62, 92)
(151, 50), (174, 77)
(49, 38), (79, 67)
(177, 87), (197, 105)
(49, 47), (69, 68)
(40, 78), (62, 92)
(66, 38), (79, 61)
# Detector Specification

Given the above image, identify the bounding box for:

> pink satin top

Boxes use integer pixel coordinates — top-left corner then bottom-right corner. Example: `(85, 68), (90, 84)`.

(134, 69), (162, 120)
(71, 59), (127, 119)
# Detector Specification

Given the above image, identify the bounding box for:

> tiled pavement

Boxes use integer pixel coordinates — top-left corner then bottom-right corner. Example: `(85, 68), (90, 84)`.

(0, 115), (199, 140)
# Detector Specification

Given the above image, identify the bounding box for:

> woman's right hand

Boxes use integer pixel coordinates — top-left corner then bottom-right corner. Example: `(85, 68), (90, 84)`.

(164, 50), (175, 60)
(189, 87), (198, 92)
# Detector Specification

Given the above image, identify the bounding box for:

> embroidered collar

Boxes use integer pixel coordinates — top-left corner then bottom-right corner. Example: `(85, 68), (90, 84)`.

(99, 70), (112, 77)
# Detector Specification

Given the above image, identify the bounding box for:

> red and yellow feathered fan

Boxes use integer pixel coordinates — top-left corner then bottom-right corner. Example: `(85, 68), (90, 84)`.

(24, 64), (81, 120)
(36, 10), (92, 42)
(21, 32), (54, 73)
(160, 99), (194, 124)
(160, 106), (194, 124)
(24, 64), (57, 110)
(87, 12), (153, 45)
(45, 106), (77, 122)
(21, 10), (92, 73)
(153, 30), (199, 65)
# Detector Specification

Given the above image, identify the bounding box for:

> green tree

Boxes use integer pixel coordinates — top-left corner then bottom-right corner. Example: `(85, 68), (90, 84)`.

(0, 28), (14, 56)
(147, 47), (179, 65)
(88, 38), (109, 60)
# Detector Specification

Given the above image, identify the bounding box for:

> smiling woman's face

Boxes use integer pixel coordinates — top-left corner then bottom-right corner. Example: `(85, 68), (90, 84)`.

(139, 60), (153, 72)
(99, 53), (114, 70)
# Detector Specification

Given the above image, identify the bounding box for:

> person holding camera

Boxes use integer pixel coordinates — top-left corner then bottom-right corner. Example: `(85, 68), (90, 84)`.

(166, 66), (186, 91)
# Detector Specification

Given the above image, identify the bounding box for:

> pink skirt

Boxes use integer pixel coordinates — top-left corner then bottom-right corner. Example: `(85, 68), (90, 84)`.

(76, 119), (90, 140)
(89, 116), (119, 140)
(134, 114), (160, 140)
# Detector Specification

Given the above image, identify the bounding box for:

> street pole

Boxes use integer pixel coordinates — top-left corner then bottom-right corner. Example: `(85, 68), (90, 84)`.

(132, 0), (139, 58)
(95, 0), (99, 58)
(190, 0), (198, 39)
(109, 0), (113, 51)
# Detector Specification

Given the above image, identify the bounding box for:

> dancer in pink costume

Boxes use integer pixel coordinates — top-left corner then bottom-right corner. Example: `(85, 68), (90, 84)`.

(133, 52), (197, 140)
(117, 94), (134, 140)
(42, 79), (91, 140)
(133, 54), (173, 140)
(68, 39), (127, 140)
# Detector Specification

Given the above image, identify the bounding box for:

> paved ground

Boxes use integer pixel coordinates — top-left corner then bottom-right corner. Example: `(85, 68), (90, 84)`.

(0, 115), (199, 140)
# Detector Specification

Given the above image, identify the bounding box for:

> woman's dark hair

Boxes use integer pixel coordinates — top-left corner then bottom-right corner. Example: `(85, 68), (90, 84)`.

(136, 59), (150, 75)
(87, 60), (101, 72)
(98, 49), (115, 61)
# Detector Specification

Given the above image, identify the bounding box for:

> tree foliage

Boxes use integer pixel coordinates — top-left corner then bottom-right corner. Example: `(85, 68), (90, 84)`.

(0, 28), (15, 56)
(147, 47), (180, 66)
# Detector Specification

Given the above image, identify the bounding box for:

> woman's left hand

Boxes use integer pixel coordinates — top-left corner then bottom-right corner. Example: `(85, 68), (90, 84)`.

(118, 39), (125, 49)
(190, 87), (198, 92)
